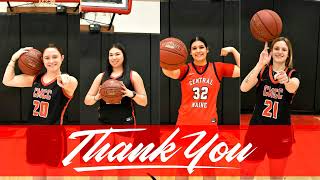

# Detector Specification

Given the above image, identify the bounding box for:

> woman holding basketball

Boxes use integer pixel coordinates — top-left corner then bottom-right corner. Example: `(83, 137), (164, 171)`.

(2, 44), (78, 124)
(240, 37), (300, 179)
(162, 36), (240, 125)
(2, 44), (78, 180)
(84, 42), (148, 180)
(84, 42), (147, 125)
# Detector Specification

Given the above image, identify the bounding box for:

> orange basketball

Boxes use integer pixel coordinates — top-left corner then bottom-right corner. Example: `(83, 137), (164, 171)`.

(18, 48), (43, 75)
(100, 79), (123, 104)
(250, 9), (282, 42)
(160, 37), (188, 70)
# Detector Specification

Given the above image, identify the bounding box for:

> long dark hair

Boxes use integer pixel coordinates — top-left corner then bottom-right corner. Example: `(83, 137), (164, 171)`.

(189, 36), (209, 62)
(105, 43), (129, 79)
(189, 36), (208, 49)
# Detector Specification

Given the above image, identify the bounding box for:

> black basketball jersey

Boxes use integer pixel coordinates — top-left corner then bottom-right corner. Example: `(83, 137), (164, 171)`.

(98, 71), (136, 125)
(28, 73), (72, 125)
(250, 65), (300, 125)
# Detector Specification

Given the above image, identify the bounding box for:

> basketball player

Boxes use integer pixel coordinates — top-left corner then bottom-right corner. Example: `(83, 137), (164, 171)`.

(84, 43), (148, 180)
(162, 36), (240, 125)
(3, 44), (78, 124)
(2, 44), (78, 179)
(162, 37), (240, 180)
(84, 42), (147, 125)
(240, 37), (300, 179)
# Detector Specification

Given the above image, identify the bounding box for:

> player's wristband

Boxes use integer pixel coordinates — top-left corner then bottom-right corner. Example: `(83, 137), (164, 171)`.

(131, 91), (136, 99)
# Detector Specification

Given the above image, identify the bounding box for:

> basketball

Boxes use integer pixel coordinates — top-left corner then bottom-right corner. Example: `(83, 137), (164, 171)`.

(160, 37), (188, 70)
(18, 48), (43, 75)
(100, 79), (123, 104)
(250, 9), (283, 42)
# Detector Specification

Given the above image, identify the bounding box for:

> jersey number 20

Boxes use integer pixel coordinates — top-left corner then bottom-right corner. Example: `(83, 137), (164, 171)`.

(262, 99), (279, 119)
(192, 87), (208, 100)
(33, 100), (49, 118)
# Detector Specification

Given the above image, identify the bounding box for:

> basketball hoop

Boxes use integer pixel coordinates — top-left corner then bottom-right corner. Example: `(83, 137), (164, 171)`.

(81, 0), (132, 14)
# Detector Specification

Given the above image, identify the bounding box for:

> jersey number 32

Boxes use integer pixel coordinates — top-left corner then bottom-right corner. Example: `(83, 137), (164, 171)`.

(192, 87), (208, 100)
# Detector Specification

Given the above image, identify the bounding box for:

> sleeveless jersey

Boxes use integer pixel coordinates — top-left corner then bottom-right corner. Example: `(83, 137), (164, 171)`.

(28, 73), (72, 125)
(250, 65), (299, 125)
(98, 71), (136, 125)
(177, 62), (222, 125)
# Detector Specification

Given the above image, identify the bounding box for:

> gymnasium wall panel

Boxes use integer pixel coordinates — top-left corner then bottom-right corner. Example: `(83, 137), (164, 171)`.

(0, 14), (21, 123)
(150, 34), (161, 124)
(223, 0), (240, 124)
(67, 14), (80, 124)
(159, 2), (171, 124)
(274, 0), (319, 112)
(317, 10), (320, 113)
(79, 33), (101, 124)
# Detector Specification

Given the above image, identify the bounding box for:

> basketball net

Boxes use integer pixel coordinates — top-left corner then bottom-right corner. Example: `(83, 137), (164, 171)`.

(37, 0), (56, 6)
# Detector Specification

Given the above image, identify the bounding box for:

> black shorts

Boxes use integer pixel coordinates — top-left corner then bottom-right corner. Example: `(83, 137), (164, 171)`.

(244, 126), (294, 162)
(98, 116), (135, 125)
(98, 116), (135, 138)
(26, 126), (67, 167)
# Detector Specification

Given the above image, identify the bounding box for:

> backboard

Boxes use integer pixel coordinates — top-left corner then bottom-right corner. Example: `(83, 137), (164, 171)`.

(80, 0), (132, 14)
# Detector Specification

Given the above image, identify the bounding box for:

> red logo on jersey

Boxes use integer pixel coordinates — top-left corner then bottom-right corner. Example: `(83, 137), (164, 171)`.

(262, 85), (283, 100)
(33, 88), (52, 100)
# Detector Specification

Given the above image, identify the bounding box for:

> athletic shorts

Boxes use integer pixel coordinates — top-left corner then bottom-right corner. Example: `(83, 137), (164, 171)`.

(244, 126), (294, 161)
(26, 126), (67, 167)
